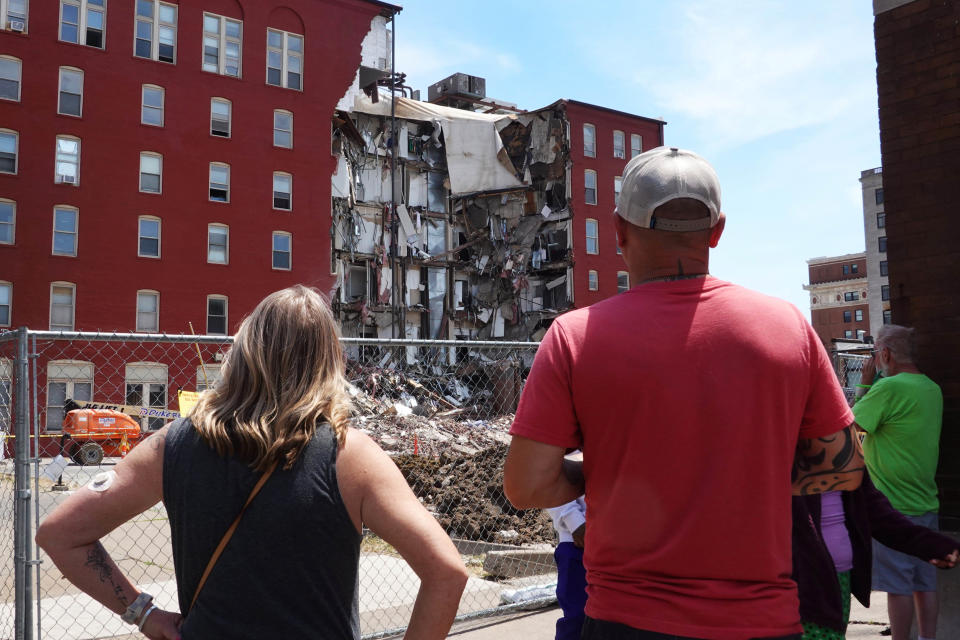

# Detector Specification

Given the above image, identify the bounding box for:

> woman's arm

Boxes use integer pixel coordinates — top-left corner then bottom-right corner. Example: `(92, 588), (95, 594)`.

(337, 428), (469, 640)
(35, 427), (182, 640)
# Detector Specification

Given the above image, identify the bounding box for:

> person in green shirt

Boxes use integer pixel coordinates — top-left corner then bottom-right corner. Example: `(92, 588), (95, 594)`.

(854, 324), (943, 640)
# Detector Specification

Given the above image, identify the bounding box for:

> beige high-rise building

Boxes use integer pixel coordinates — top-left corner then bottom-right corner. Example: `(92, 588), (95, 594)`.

(860, 167), (889, 336)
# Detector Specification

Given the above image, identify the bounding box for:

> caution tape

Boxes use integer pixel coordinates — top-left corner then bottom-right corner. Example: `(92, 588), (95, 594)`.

(70, 400), (182, 420)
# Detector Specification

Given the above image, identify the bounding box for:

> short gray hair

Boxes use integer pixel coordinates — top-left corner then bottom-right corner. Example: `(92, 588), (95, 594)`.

(876, 324), (916, 363)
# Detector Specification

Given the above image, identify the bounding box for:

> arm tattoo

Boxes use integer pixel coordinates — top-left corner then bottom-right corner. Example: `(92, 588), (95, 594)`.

(793, 424), (864, 495)
(84, 542), (129, 607)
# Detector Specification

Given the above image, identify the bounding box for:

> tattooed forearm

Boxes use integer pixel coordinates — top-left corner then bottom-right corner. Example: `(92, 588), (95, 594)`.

(84, 542), (129, 607)
(792, 422), (865, 495)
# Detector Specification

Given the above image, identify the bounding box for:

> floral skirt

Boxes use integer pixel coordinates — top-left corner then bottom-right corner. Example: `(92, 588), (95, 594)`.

(801, 570), (852, 640)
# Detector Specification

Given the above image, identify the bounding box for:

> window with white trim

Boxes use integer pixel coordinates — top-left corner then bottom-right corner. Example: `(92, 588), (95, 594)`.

(587, 270), (598, 291)
(617, 271), (630, 294)
(46, 360), (92, 430)
(138, 216), (160, 258)
(207, 224), (228, 264)
(134, 0), (176, 63)
(614, 176), (622, 205)
(202, 13), (241, 77)
(196, 363), (222, 391)
(209, 163), (229, 202)
(50, 282), (75, 331)
(57, 67), (83, 116)
(584, 169), (597, 205)
(883, 309), (892, 324)
(273, 110), (293, 148)
(855, 309), (864, 322)
(266, 29), (303, 90)
(0, 199), (14, 244)
(125, 362), (166, 431)
(2, 0), (28, 33)
(207, 295), (227, 335)
(613, 130), (625, 158)
(272, 231), (291, 270)
(135, 290), (159, 332)
(52, 206), (78, 256)
(210, 98), (231, 137)
(0, 56), (21, 101)
(630, 134), (642, 158)
(585, 218), (598, 255)
(139, 152), (162, 193)
(0, 129), (17, 174)
(0, 358), (9, 431)
(0, 282), (10, 326)
(55, 135), (80, 185)
(273, 172), (291, 210)
(583, 123), (596, 157)
(59, 0), (105, 49)
(141, 85), (164, 126)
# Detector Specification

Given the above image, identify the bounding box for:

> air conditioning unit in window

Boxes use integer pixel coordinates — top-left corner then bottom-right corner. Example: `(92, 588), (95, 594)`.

(8, 20), (25, 32)
(60, 175), (76, 184)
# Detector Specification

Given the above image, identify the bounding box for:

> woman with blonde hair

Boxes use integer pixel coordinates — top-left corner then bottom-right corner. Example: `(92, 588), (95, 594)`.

(38, 285), (469, 639)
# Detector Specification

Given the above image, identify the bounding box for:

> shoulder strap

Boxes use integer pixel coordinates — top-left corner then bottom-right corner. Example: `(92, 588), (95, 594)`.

(188, 460), (278, 613)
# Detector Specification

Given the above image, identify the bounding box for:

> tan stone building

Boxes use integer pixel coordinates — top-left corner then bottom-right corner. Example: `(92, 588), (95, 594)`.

(803, 253), (870, 348)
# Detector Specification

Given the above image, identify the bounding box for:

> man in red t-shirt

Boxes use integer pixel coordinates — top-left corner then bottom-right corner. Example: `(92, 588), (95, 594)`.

(503, 147), (864, 640)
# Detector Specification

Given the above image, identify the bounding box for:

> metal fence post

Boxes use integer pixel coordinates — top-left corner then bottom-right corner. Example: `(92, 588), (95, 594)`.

(14, 327), (34, 640)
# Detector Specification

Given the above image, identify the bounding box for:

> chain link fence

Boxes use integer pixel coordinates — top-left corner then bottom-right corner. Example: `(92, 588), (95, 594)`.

(1, 329), (559, 640)
(831, 351), (870, 406)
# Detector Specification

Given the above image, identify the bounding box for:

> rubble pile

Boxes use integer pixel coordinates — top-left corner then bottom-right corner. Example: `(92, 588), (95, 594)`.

(394, 444), (556, 546)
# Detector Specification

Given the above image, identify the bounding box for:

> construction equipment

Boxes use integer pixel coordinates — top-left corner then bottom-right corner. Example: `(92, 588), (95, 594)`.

(61, 408), (142, 466)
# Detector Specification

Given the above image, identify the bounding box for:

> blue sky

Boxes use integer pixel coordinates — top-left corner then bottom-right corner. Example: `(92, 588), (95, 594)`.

(393, 1), (881, 314)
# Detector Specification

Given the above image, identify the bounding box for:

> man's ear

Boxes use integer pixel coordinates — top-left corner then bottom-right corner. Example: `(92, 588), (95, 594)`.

(709, 213), (726, 248)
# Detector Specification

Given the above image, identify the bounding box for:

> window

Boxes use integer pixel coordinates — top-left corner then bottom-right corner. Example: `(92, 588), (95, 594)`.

(630, 134), (642, 158)
(583, 124), (596, 157)
(140, 85), (164, 127)
(851, 263), (859, 274)
(134, 1), (176, 63)
(0, 56), (20, 101)
(0, 130), (17, 173)
(880, 260), (888, 277)
(584, 170), (597, 205)
(617, 271), (630, 294)
(843, 291), (860, 302)
(55, 136), (80, 184)
(207, 295), (227, 335)
(57, 67), (83, 116)
(616, 231), (622, 255)
(52, 206), (78, 256)
(59, 0), (105, 49)
(273, 110), (293, 148)
(209, 163), (230, 202)
(0, 282), (10, 326)
(875, 188), (884, 205)
(613, 130), (625, 158)
(2, 0), (27, 32)
(588, 270), (598, 291)
(207, 224), (228, 264)
(210, 98), (231, 137)
(883, 309), (892, 325)
(0, 199), (13, 244)
(273, 172), (291, 210)
(139, 152), (162, 193)
(50, 282), (75, 331)
(136, 290), (158, 332)
(843, 310), (852, 323)
(881, 284), (890, 301)
(272, 231), (291, 270)
(138, 216), (160, 258)
(202, 13), (242, 77)
(855, 309), (863, 322)
(125, 363), (166, 431)
(585, 218), (598, 255)
(877, 211), (885, 229)
(266, 28), (303, 90)
(842, 264), (849, 275)
(878, 236), (887, 253)
(46, 360), (93, 430)
(196, 363), (223, 391)
(844, 330), (854, 339)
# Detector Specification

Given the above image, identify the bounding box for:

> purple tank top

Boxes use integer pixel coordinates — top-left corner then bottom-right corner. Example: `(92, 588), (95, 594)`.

(820, 491), (853, 572)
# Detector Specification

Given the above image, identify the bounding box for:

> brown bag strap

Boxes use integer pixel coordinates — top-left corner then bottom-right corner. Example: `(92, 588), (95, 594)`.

(188, 461), (278, 613)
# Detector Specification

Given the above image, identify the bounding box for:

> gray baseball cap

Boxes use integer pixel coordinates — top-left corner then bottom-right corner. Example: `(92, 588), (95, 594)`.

(616, 146), (721, 232)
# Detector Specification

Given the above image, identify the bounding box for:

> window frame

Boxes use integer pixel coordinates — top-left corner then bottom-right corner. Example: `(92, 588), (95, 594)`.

(273, 109), (293, 148)
(0, 129), (18, 174)
(617, 271), (630, 294)
(54, 135), (81, 185)
(843, 310), (852, 323)
(878, 236), (887, 253)
(851, 263), (859, 274)
(614, 176), (622, 206)
(266, 28), (303, 90)
(202, 12), (242, 78)
(58, 0), (106, 49)
(876, 211), (885, 229)
(272, 171), (292, 210)
(209, 162), (230, 202)
(206, 294), (228, 335)
(879, 260), (888, 277)
(57, 66), (84, 117)
(584, 169), (597, 205)
(135, 289), (159, 332)
(210, 97), (231, 138)
(137, 215), (161, 259)
(0, 55), (21, 102)
(855, 309), (864, 322)
(139, 151), (162, 194)
(587, 270), (598, 291)
(272, 231), (291, 271)
(133, 0), (177, 64)
(0, 198), (14, 245)
(141, 84), (164, 127)
(612, 130), (625, 159)
(582, 123), (596, 158)
(49, 281), (76, 331)
(881, 284), (890, 301)
(0, 281), (11, 327)
(46, 360), (94, 431)
(630, 134), (642, 158)
(875, 188), (884, 205)
(585, 218), (599, 255)
(52, 205), (78, 256)
(2, 0), (29, 34)
(207, 223), (229, 264)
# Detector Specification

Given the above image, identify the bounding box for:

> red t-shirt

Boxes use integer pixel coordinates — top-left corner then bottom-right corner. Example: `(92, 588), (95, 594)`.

(510, 277), (853, 640)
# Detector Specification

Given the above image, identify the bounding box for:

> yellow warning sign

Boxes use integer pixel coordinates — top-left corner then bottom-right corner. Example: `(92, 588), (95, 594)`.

(178, 390), (201, 416)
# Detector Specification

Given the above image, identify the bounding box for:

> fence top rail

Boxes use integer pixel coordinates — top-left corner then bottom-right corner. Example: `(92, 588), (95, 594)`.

(340, 338), (539, 348)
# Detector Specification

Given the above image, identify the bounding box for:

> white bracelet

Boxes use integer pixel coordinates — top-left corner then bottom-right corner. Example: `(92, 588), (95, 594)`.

(137, 604), (158, 631)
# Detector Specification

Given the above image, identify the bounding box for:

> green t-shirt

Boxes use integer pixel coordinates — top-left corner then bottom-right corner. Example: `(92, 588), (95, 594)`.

(853, 373), (942, 515)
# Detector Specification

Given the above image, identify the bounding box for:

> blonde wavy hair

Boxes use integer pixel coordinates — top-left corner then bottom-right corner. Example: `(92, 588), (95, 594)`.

(190, 285), (352, 471)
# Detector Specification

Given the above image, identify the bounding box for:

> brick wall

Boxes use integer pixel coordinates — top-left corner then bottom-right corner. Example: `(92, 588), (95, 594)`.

(874, 0), (960, 522)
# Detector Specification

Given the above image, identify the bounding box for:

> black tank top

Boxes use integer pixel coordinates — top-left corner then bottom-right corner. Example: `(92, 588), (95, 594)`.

(163, 418), (361, 639)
